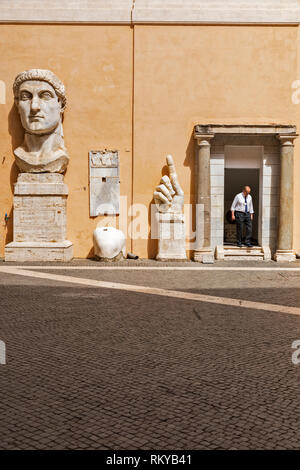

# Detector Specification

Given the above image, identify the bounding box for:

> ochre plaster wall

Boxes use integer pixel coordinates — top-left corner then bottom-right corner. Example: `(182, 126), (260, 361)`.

(0, 24), (300, 259)
(0, 24), (133, 258)
(133, 25), (300, 258)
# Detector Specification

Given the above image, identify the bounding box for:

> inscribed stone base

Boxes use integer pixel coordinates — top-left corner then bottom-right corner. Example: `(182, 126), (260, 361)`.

(5, 173), (73, 262)
(156, 212), (187, 261)
(5, 241), (73, 262)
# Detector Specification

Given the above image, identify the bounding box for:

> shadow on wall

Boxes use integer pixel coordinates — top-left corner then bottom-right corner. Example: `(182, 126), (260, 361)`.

(8, 103), (23, 159)
(184, 131), (196, 259)
(147, 129), (195, 259)
(87, 244), (95, 259)
(147, 197), (158, 259)
(147, 161), (173, 258)
(5, 104), (23, 245)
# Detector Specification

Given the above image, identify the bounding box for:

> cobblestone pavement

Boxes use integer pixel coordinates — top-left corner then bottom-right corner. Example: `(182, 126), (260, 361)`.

(0, 263), (300, 450)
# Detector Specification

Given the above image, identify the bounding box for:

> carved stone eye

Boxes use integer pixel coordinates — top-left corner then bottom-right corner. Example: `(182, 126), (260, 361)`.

(20, 91), (31, 100)
(40, 91), (53, 100)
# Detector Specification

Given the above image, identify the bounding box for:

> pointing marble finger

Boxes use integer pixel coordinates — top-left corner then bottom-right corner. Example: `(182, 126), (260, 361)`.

(153, 190), (170, 205)
(156, 184), (172, 201)
(161, 175), (175, 196)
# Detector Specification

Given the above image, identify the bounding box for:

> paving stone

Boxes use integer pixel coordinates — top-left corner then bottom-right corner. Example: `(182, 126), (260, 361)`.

(0, 267), (299, 449)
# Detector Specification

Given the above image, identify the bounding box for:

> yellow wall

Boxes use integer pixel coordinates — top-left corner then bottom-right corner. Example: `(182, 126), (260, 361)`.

(133, 25), (299, 258)
(0, 24), (133, 258)
(1, 24), (300, 259)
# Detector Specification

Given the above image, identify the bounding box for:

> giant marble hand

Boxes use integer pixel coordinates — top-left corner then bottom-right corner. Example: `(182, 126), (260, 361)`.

(13, 69), (69, 173)
(154, 155), (184, 213)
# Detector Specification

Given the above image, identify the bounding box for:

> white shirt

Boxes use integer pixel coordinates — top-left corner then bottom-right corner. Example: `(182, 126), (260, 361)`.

(231, 192), (254, 214)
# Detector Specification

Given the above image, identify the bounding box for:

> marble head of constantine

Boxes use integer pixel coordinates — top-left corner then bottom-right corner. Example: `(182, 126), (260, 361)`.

(13, 69), (69, 173)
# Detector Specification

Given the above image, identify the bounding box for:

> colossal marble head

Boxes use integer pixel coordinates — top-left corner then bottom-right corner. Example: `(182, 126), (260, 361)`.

(13, 69), (66, 134)
(13, 69), (69, 173)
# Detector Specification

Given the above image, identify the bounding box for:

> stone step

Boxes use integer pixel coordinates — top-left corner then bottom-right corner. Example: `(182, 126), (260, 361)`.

(216, 245), (271, 261)
(224, 250), (263, 256)
(224, 245), (261, 250)
(224, 246), (262, 256)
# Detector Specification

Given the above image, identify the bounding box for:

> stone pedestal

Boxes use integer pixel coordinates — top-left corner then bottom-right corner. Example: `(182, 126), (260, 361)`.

(193, 134), (215, 263)
(274, 249), (296, 263)
(156, 212), (187, 261)
(5, 173), (73, 262)
(194, 248), (215, 263)
(274, 135), (298, 262)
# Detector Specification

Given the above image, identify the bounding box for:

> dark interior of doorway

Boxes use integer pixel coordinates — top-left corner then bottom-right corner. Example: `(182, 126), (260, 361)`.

(224, 168), (260, 246)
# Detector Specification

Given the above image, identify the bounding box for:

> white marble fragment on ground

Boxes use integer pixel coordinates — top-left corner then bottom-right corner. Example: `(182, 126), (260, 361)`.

(93, 226), (126, 260)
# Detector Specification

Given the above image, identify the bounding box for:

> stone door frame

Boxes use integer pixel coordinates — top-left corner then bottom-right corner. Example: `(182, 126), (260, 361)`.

(223, 162), (261, 247)
(193, 125), (298, 262)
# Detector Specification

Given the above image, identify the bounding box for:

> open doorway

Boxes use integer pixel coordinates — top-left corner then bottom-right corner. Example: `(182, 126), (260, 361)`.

(207, 132), (282, 258)
(224, 168), (260, 245)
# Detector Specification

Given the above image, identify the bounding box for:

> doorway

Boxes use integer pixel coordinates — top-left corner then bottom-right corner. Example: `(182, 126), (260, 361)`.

(208, 135), (281, 255)
(224, 168), (260, 245)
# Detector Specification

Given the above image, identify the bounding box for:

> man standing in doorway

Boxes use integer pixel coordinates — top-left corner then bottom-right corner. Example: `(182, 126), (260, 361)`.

(231, 186), (254, 248)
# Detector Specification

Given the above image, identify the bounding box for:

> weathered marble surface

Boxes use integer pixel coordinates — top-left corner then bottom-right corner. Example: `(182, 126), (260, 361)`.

(215, 245), (271, 261)
(89, 150), (120, 216)
(193, 135), (214, 263)
(133, 1), (300, 24)
(153, 155), (184, 214)
(13, 69), (69, 173)
(5, 173), (73, 262)
(93, 226), (126, 261)
(156, 212), (186, 261)
(274, 136), (296, 261)
(6, 70), (73, 261)
(1, 1), (299, 24)
(5, 241), (73, 262)
(14, 173), (68, 195)
(274, 250), (296, 262)
(0, 1), (133, 23)
(154, 155), (186, 261)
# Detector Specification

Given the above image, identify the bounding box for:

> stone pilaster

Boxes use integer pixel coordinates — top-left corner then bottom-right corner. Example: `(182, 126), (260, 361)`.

(193, 134), (215, 263)
(274, 134), (298, 262)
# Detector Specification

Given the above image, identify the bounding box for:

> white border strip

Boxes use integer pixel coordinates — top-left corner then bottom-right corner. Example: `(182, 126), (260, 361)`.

(1, 267), (300, 316)
(1, 1), (300, 25)
(2, 266), (300, 271)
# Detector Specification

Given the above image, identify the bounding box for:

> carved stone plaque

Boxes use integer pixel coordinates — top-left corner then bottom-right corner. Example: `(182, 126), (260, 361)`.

(89, 150), (120, 216)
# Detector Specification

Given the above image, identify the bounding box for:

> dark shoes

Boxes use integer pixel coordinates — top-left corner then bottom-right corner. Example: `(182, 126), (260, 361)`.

(237, 243), (242, 248)
(245, 243), (253, 248)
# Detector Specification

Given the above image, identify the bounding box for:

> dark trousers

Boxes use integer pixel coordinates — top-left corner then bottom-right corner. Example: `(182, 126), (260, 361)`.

(235, 211), (252, 245)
